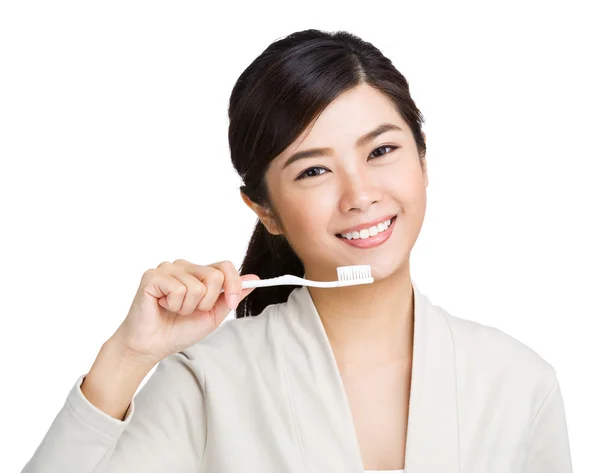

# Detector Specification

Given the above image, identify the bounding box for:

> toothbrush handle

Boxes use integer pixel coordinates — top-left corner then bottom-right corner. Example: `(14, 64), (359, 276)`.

(238, 276), (367, 289)
(219, 275), (340, 293)
(218, 276), (299, 293)
(241, 275), (305, 288)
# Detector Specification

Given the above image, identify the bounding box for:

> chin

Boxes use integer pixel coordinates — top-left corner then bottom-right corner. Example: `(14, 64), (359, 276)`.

(376, 238), (413, 272)
(369, 258), (407, 282)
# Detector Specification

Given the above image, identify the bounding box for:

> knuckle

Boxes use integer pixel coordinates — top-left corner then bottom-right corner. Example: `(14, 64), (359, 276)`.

(157, 261), (171, 269)
(215, 272), (226, 286)
(216, 260), (236, 273)
(173, 258), (188, 266)
(141, 268), (157, 282)
(224, 260), (237, 273)
(207, 267), (225, 284)
(191, 283), (206, 296)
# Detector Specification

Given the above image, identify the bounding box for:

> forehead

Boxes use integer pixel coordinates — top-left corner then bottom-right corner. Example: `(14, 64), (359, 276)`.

(281, 84), (404, 156)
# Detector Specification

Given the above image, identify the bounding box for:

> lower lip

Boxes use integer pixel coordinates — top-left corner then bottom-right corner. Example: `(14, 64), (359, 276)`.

(336, 216), (397, 249)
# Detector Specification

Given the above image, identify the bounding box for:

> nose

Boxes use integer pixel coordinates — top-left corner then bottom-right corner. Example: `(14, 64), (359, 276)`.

(338, 170), (383, 213)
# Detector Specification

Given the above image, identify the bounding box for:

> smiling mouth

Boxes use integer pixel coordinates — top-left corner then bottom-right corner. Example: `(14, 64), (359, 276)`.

(335, 215), (397, 240)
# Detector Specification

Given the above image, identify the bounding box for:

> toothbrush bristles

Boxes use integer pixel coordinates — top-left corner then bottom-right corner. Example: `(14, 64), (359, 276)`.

(337, 265), (372, 281)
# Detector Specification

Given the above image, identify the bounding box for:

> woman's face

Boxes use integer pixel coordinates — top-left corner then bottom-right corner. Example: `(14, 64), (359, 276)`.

(244, 83), (428, 282)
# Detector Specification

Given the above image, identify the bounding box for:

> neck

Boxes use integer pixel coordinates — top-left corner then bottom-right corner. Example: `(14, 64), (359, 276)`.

(307, 263), (414, 367)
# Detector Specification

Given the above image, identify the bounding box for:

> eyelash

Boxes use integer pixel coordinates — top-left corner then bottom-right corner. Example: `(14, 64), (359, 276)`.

(295, 145), (399, 180)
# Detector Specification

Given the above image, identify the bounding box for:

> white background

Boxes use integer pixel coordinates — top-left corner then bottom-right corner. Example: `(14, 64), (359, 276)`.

(1, 1), (598, 471)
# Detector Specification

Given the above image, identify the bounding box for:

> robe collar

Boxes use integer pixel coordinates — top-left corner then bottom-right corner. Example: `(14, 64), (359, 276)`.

(278, 278), (460, 472)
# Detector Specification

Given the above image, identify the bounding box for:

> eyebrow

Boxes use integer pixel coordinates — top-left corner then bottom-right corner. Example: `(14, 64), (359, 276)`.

(281, 122), (403, 170)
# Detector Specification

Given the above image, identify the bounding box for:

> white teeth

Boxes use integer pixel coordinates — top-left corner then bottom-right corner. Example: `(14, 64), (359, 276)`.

(340, 217), (393, 240)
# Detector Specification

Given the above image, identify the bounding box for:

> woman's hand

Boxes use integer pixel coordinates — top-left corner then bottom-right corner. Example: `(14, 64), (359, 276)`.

(112, 259), (259, 366)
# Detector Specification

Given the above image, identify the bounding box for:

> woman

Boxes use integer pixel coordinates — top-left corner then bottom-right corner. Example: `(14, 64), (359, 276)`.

(22, 29), (572, 473)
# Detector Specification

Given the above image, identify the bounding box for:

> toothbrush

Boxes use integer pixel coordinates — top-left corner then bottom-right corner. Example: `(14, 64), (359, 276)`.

(220, 265), (374, 292)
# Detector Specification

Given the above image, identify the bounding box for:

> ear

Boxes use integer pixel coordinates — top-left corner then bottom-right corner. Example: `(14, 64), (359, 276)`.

(240, 191), (284, 235)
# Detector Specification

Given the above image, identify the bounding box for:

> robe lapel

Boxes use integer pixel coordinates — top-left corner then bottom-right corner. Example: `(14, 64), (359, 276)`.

(281, 279), (460, 473)
(403, 280), (460, 472)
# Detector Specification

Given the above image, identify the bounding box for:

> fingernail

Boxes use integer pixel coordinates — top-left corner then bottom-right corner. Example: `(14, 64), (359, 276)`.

(228, 294), (239, 310)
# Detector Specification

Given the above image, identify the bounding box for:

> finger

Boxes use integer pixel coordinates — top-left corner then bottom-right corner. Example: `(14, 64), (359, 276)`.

(169, 272), (207, 316)
(238, 274), (261, 304)
(142, 270), (188, 313)
(190, 266), (225, 313)
(207, 273), (261, 325)
(208, 260), (242, 310)
(168, 260), (224, 312)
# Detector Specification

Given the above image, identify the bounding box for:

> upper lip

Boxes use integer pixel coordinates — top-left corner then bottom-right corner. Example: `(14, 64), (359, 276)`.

(336, 214), (397, 235)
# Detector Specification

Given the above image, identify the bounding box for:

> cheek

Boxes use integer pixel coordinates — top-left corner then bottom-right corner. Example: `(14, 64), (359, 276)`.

(279, 193), (333, 243)
(381, 164), (426, 206)
(291, 207), (329, 236)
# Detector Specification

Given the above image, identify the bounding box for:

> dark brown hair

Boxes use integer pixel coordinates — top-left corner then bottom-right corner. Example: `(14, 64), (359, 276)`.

(228, 29), (426, 318)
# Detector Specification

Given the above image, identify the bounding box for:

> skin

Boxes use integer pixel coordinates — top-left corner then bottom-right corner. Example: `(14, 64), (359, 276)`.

(242, 82), (428, 469)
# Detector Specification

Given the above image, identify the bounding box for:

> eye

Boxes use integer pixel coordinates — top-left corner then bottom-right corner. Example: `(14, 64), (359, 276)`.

(296, 166), (328, 180)
(369, 145), (398, 159)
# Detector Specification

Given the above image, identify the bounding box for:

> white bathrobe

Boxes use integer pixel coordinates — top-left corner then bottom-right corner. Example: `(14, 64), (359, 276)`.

(22, 279), (573, 472)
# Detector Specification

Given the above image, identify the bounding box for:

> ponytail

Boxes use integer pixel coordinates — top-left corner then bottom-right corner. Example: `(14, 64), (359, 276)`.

(235, 217), (304, 318)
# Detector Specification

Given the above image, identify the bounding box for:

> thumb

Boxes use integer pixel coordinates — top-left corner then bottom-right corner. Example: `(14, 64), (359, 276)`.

(212, 273), (260, 322)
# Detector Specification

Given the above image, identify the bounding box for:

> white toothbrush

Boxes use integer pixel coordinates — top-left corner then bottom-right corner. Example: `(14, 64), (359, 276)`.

(221, 265), (374, 291)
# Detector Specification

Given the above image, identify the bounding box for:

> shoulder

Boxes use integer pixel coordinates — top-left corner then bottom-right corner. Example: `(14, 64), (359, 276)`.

(438, 304), (558, 392)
